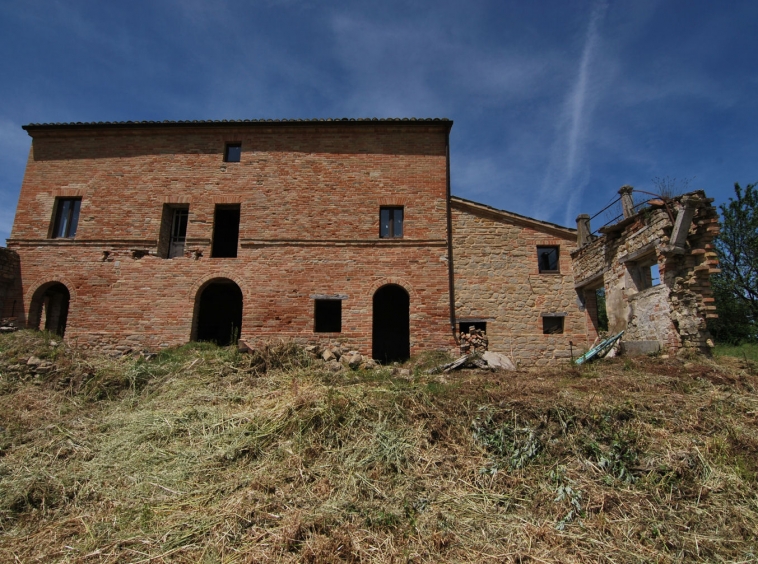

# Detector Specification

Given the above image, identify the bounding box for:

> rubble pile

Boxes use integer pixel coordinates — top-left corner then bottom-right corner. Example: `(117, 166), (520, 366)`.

(459, 326), (488, 354)
(0, 317), (19, 333)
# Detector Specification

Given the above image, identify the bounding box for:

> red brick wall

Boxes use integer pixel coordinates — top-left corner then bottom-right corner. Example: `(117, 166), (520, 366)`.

(9, 123), (454, 354)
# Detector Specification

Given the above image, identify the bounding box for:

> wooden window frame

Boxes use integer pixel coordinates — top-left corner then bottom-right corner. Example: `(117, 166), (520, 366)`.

(537, 245), (560, 274)
(380, 206), (404, 239)
(50, 197), (82, 239)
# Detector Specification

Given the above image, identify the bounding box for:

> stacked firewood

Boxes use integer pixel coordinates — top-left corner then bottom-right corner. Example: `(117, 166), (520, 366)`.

(460, 326), (488, 354)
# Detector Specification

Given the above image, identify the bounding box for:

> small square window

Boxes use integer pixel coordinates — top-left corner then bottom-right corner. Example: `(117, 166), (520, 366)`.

(537, 246), (559, 273)
(51, 198), (81, 239)
(224, 143), (241, 162)
(542, 316), (564, 334)
(380, 207), (403, 238)
(314, 300), (341, 333)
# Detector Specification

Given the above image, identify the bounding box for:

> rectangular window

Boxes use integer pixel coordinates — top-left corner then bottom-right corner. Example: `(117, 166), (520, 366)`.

(537, 246), (559, 273)
(224, 143), (241, 162)
(542, 316), (564, 334)
(314, 299), (341, 333)
(51, 198), (81, 238)
(211, 204), (240, 258)
(380, 207), (404, 238)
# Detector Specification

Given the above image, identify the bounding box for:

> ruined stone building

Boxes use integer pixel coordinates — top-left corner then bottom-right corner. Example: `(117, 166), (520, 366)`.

(572, 187), (720, 355)
(2, 117), (602, 364)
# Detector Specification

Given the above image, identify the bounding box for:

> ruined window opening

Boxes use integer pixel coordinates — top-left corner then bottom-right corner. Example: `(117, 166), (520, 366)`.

(537, 246), (559, 273)
(542, 315), (564, 334)
(595, 288), (609, 331)
(629, 255), (661, 291)
(211, 204), (240, 258)
(224, 143), (241, 162)
(380, 207), (404, 238)
(314, 299), (342, 333)
(51, 198), (81, 239)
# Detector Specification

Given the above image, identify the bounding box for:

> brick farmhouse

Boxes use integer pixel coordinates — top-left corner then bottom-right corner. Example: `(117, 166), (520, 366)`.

(2, 118), (609, 364)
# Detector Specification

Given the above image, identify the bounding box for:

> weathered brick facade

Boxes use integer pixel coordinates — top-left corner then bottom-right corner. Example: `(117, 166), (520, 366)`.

(8, 119), (456, 357)
(451, 198), (593, 366)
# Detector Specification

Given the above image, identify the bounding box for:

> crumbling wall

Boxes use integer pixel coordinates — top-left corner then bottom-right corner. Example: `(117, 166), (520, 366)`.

(571, 190), (720, 354)
(0, 247), (23, 325)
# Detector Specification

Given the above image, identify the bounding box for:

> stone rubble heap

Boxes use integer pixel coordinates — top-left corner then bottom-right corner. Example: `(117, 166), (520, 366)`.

(304, 343), (380, 373)
(459, 326), (488, 354)
(0, 318), (19, 333)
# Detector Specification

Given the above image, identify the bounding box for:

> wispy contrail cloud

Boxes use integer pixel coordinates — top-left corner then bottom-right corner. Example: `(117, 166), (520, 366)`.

(536, 1), (606, 222)
(566, 2), (605, 179)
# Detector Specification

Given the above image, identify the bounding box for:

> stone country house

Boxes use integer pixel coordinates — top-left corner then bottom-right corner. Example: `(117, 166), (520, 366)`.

(0, 118), (718, 365)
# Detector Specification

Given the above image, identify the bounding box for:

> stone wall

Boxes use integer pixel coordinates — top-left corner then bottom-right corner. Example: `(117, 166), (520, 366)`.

(451, 198), (593, 366)
(0, 247), (22, 322)
(9, 121), (455, 356)
(571, 190), (720, 354)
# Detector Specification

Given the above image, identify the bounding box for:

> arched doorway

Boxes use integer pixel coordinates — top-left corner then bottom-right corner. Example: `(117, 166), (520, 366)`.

(29, 282), (71, 337)
(193, 279), (243, 346)
(372, 284), (410, 363)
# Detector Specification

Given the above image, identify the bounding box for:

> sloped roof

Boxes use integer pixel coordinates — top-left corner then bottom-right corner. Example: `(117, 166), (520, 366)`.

(22, 117), (453, 132)
(451, 195), (576, 239)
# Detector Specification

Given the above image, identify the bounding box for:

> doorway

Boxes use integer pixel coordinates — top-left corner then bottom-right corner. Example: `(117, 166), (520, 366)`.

(193, 279), (243, 346)
(372, 284), (410, 363)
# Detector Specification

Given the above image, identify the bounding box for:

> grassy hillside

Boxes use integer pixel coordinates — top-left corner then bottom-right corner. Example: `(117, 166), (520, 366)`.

(1, 331), (757, 563)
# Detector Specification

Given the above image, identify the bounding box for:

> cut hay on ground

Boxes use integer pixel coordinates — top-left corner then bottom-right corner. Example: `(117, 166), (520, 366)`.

(1, 331), (756, 562)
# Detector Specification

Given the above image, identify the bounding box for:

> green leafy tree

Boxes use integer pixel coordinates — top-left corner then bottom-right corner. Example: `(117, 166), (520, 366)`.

(710, 182), (758, 343)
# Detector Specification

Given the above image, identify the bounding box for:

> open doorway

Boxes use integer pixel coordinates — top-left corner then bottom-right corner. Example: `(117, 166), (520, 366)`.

(193, 279), (243, 346)
(29, 282), (71, 337)
(372, 284), (410, 363)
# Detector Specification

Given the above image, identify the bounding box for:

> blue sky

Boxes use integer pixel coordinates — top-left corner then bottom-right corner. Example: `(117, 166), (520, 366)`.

(1, 0), (757, 243)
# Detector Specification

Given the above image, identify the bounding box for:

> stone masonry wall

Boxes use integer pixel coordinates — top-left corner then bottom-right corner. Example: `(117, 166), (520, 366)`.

(571, 191), (720, 353)
(9, 122), (455, 355)
(451, 199), (592, 366)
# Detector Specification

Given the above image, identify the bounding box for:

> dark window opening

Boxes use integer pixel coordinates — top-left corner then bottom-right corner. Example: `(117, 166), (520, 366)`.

(314, 300), (342, 333)
(537, 246), (559, 273)
(380, 207), (404, 238)
(224, 143), (241, 162)
(194, 280), (243, 346)
(542, 316), (564, 334)
(211, 205), (240, 258)
(51, 198), (81, 239)
(372, 284), (410, 363)
(29, 282), (70, 337)
(595, 288), (609, 332)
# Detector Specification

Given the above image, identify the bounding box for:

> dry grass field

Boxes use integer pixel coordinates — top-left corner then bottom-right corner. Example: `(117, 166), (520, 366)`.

(1, 331), (757, 563)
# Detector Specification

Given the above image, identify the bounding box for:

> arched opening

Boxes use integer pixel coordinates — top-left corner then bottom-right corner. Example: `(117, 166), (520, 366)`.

(29, 282), (71, 337)
(193, 279), (243, 346)
(372, 284), (410, 363)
